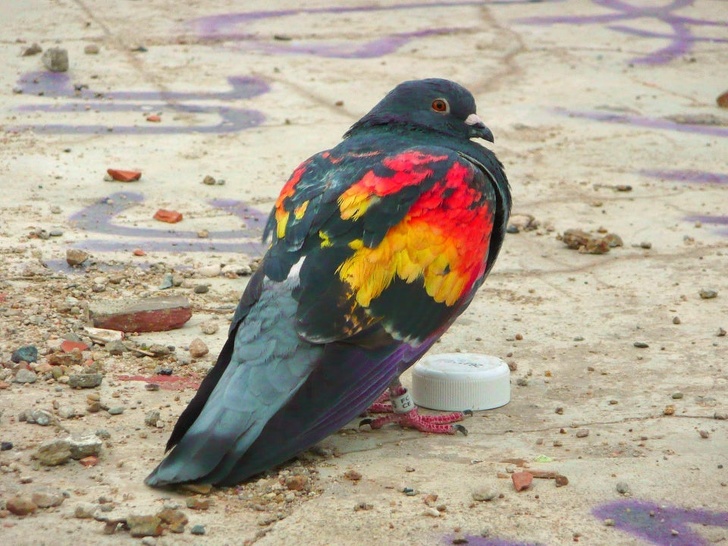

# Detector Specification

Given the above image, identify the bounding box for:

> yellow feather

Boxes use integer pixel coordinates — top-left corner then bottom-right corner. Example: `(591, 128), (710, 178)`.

(294, 200), (309, 220)
(276, 210), (289, 239)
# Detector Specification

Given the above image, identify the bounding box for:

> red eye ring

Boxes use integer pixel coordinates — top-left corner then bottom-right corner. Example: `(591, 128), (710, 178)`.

(431, 98), (449, 113)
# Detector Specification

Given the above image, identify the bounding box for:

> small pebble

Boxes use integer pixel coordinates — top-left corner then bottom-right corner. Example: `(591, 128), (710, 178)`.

(145, 410), (161, 427)
(84, 44), (100, 54)
(66, 248), (89, 266)
(633, 341), (649, 348)
(472, 488), (498, 502)
(200, 321), (219, 335)
(186, 497), (211, 510)
(423, 507), (441, 517)
(22, 43), (42, 56)
(159, 274), (174, 290)
(671, 392), (683, 399)
(12, 345), (38, 363)
(190, 524), (206, 535)
(344, 470), (362, 481)
(639, 241), (652, 249)
(189, 338), (209, 359)
(285, 475), (308, 491)
(69, 373), (103, 389)
(664, 405), (675, 416)
(616, 482), (631, 495)
(604, 518), (615, 527)
(575, 429), (590, 438)
(202, 175), (216, 185)
(14, 369), (38, 384)
(74, 503), (98, 519)
(42, 47), (69, 72)
(698, 430), (709, 439)
(1, 441), (13, 451)
(107, 406), (125, 415)
(194, 284), (210, 294)
(7, 496), (38, 516)
(699, 289), (718, 299)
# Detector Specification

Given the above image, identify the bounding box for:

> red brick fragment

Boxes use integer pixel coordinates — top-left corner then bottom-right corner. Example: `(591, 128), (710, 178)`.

(512, 471), (533, 492)
(153, 209), (183, 223)
(132, 248), (146, 256)
(107, 169), (142, 182)
(79, 455), (98, 467)
(718, 90), (728, 108)
(61, 340), (89, 353)
(89, 296), (192, 333)
(146, 114), (161, 122)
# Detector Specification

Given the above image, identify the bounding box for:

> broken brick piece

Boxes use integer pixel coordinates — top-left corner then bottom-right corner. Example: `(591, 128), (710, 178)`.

(146, 114), (161, 122)
(79, 455), (99, 467)
(107, 169), (142, 182)
(132, 248), (146, 256)
(512, 471), (533, 492)
(153, 209), (183, 223)
(89, 296), (192, 333)
(61, 340), (89, 353)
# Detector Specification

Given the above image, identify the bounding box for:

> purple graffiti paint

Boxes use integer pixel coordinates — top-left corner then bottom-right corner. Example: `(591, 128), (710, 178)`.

(443, 536), (543, 546)
(593, 499), (728, 546)
(554, 108), (728, 138)
(15, 72), (269, 102)
(640, 169), (728, 185)
(7, 73), (268, 135)
(12, 104), (264, 135)
(689, 217), (728, 237)
(515, 0), (728, 65)
(67, 192), (268, 255)
(185, 1), (562, 59)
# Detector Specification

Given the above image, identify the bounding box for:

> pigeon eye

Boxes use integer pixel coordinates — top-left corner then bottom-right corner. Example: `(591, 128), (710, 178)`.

(431, 99), (449, 113)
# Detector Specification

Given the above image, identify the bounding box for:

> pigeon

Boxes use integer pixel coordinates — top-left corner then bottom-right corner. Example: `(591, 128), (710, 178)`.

(145, 78), (512, 487)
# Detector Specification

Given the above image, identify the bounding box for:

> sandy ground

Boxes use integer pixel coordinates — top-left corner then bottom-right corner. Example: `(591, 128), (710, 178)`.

(1, 1), (727, 545)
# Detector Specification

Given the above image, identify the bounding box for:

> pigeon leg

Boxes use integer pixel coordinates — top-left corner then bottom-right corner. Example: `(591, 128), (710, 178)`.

(367, 390), (395, 413)
(361, 380), (470, 435)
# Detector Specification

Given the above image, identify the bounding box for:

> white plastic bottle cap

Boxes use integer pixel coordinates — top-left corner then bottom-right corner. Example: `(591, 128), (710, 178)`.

(412, 353), (510, 412)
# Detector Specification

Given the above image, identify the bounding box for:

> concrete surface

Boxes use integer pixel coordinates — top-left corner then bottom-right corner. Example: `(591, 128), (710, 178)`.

(0, 0), (726, 545)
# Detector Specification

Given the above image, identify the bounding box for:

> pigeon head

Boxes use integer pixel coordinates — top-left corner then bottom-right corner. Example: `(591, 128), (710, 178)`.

(346, 78), (494, 143)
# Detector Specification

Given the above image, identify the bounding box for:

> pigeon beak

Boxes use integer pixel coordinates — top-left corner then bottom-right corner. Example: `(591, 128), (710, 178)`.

(465, 113), (494, 143)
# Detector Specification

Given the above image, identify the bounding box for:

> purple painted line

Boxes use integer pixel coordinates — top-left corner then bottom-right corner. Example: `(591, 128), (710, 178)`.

(593, 499), (728, 546)
(68, 192), (266, 240)
(185, 1), (563, 59)
(71, 240), (266, 255)
(15, 72), (269, 102)
(66, 192), (268, 255)
(554, 108), (728, 138)
(515, 0), (727, 65)
(7, 73), (268, 135)
(443, 536), (543, 546)
(239, 28), (462, 59)
(640, 169), (728, 185)
(10, 104), (264, 135)
(686, 215), (728, 226)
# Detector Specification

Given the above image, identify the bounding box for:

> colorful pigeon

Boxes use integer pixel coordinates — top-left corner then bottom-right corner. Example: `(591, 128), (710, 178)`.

(146, 78), (512, 487)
